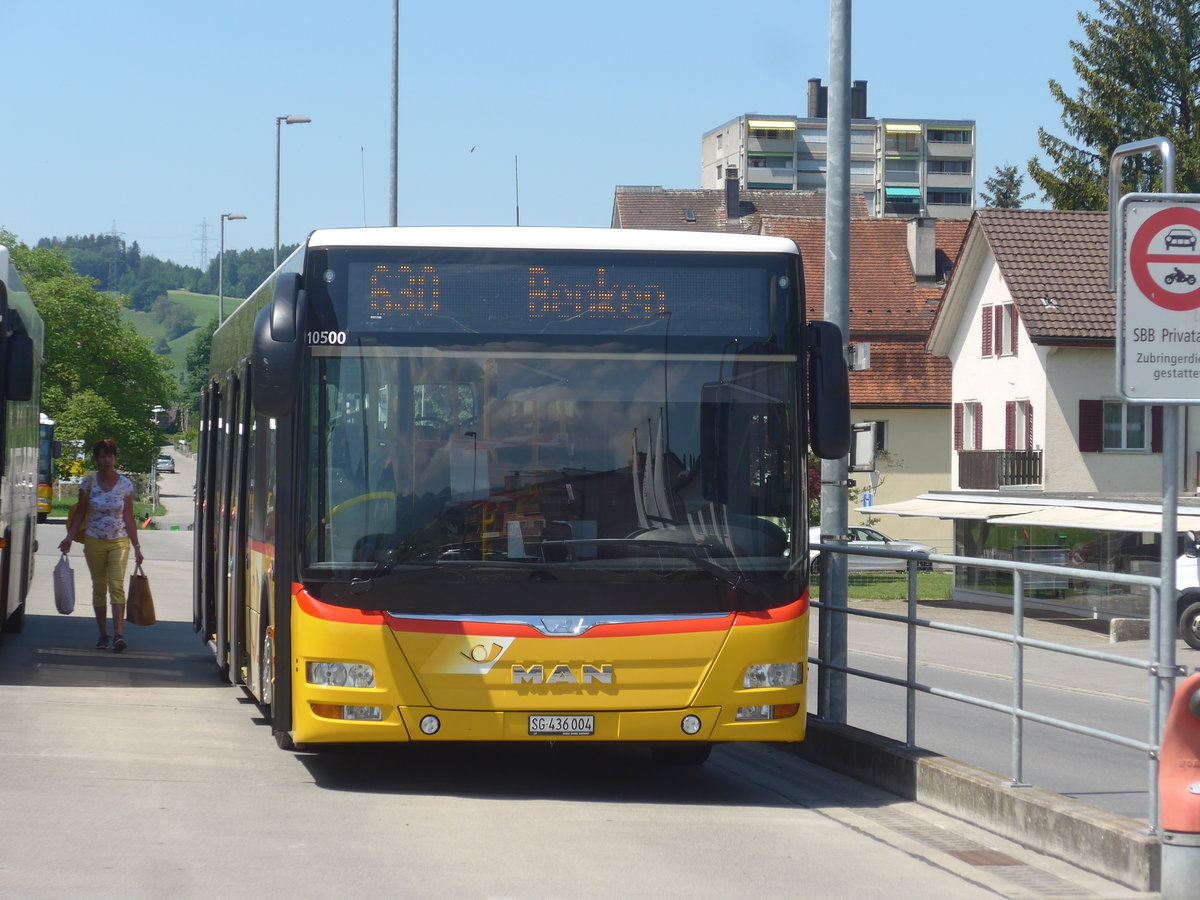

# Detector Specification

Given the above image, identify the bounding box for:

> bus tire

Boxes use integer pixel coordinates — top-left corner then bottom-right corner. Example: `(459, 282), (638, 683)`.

(1180, 597), (1200, 651)
(651, 743), (712, 765)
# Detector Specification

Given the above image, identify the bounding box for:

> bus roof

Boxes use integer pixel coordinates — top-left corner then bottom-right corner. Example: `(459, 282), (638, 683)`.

(306, 226), (799, 256)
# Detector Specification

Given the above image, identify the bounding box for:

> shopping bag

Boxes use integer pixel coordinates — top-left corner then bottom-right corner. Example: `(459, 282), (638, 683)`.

(125, 564), (156, 626)
(53, 554), (75, 615)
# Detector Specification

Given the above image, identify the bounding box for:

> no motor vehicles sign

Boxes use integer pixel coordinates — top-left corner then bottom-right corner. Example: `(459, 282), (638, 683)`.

(1119, 194), (1200, 402)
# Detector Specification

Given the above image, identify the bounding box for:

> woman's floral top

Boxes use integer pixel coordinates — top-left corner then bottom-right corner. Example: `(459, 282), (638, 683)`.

(80, 473), (134, 541)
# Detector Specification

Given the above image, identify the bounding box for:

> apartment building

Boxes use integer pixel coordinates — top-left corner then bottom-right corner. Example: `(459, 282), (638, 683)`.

(700, 79), (975, 220)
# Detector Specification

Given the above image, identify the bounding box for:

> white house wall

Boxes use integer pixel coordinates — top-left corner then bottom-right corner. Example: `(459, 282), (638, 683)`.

(853, 406), (952, 550)
(945, 249), (1046, 487)
(947, 245), (1200, 493)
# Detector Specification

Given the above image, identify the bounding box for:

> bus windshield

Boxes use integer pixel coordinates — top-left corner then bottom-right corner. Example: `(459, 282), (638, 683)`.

(302, 345), (797, 597)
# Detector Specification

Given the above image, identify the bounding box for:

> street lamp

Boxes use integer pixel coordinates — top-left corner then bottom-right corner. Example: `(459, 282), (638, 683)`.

(218, 213), (246, 323)
(275, 114), (312, 268)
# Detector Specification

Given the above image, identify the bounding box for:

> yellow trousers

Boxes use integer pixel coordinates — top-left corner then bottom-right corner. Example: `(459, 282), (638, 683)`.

(83, 538), (130, 609)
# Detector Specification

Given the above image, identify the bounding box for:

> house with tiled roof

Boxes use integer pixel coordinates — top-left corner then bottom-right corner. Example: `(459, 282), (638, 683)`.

(763, 216), (969, 546)
(926, 208), (1196, 493)
(611, 169), (867, 234)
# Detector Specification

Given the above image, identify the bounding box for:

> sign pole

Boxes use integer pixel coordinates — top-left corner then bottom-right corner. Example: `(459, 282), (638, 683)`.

(1111, 138), (1179, 838)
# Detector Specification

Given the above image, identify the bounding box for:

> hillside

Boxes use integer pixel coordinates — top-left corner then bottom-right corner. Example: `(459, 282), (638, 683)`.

(120, 290), (222, 379)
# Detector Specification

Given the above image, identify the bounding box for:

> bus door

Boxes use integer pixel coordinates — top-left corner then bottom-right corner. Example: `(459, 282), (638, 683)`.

(227, 362), (253, 685)
(195, 385), (218, 639)
(214, 373), (240, 683)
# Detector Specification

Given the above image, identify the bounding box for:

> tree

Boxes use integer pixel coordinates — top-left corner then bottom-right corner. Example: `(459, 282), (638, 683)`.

(979, 165), (1035, 209)
(183, 315), (219, 423)
(1029, 1), (1200, 209)
(0, 231), (178, 474)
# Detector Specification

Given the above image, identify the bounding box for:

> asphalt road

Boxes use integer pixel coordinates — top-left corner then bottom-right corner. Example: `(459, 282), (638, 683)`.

(813, 598), (1198, 824)
(0, 471), (1149, 898)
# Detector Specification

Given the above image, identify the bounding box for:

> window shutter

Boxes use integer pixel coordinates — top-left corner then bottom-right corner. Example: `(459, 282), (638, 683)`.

(981, 306), (993, 357)
(1152, 405), (1164, 453)
(1026, 402), (1034, 449)
(974, 404), (983, 450)
(1009, 304), (1019, 357)
(994, 309), (1003, 357)
(1005, 401), (1016, 450)
(953, 403), (963, 451)
(1079, 400), (1103, 452)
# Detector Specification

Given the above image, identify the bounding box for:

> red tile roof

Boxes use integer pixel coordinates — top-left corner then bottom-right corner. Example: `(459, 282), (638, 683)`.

(762, 216), (968, 406)
(764, 217), (968, 340)
(850, 342), (952, 406)
(611, 187), (867, 233)
(974, 209), (1113, 343)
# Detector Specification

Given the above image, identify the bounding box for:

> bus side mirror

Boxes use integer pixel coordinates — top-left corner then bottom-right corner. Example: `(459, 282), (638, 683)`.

(4, 331), (33, 402)
(806, 321), (850, 460)
(252, 273), (307, 418)
(1186, 531), (1199, 559)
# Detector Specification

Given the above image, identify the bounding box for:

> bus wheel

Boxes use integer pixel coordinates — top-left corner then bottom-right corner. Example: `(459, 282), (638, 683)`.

(260, 627), (274, 708)
(1180, 598), (1200, 651)
(651, 744), (712, 765)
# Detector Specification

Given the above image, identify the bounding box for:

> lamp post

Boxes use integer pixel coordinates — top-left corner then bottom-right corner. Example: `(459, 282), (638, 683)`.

(218, 213), (246, 323)
(275, 114), (312, 268)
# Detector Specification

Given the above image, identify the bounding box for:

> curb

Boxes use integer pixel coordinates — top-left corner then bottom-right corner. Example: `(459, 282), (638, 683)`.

(790, 717), (1159, 892)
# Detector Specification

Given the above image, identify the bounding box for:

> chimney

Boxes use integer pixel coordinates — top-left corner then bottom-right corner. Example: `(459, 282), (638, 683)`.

(725, 166), (740, 221)
(807, 78), (827, 118)
(851, 80), (867, 119)
(907, 217), (937, 282)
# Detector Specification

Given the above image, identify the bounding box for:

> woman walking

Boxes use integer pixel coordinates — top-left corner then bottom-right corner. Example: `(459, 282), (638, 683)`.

(58, 439), (144, 651)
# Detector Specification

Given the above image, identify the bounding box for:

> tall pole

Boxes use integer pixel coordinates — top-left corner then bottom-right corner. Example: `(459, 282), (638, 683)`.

(514, 155), (521, 226)
(818, 0), (852, 724)
(219, 216), (225, 324)
(275, 115), (312, 269)
(274, 117), (282, 269)
(219, 213), (246, 324)
(390, 0), (399, 226)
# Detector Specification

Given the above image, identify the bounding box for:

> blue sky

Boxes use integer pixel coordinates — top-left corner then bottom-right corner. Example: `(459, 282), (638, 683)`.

(4, 1), (1086, 268)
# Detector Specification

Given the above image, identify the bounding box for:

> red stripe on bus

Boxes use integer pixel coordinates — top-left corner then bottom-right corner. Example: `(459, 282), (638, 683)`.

(294, 588), (386, 624)
(293, 585), (808, 635)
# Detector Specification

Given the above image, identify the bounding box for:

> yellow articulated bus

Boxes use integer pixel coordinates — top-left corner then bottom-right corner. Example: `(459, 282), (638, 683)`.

(37, 414), (57, 523)
(195, 227), (848, 759)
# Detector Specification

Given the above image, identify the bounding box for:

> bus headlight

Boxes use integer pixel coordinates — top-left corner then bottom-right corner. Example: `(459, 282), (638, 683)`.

(743, 662), (802, 689)
(306, 662), (376, 688)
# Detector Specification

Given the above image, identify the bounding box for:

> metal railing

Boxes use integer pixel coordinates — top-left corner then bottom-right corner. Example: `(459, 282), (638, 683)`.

(809, 542), (1174, 829)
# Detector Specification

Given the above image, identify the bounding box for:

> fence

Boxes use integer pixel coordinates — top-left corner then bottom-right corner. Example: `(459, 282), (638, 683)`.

(810, 542), (1176, 829)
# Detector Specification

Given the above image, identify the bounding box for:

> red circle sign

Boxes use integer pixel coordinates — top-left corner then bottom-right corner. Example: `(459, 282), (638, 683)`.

(1129, 206), (1200, 311)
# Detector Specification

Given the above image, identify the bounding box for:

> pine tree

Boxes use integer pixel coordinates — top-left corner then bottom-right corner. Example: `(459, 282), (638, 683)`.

(979, 165), (1035, 208)
(1029, 0), (1200, 209)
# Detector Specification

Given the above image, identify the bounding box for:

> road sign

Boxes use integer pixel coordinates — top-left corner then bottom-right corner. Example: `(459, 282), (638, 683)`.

(1118, 194), (1200, 402)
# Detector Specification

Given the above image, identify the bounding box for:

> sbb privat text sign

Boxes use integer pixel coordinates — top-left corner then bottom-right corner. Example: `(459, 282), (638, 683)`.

(1119, 193), (1200, 403)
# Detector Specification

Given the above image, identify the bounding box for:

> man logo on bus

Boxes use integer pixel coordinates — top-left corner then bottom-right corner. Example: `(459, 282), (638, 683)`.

(461, 642), (505, 664)
(512, 664), (614, 685)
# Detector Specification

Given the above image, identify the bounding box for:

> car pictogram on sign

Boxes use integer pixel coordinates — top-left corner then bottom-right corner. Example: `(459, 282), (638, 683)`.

(1165, 228), (1197, 251)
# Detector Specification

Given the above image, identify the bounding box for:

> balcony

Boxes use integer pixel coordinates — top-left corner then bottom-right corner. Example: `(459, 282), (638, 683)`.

(958, 450), (1043, 489)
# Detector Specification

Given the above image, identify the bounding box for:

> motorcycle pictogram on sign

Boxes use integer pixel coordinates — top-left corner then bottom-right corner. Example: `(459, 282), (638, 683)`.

(1129, 207), (1200, 311)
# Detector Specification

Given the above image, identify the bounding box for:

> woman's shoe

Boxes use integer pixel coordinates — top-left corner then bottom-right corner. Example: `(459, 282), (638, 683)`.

(113, 635), (127, 653)
(96, 635), (111, 649)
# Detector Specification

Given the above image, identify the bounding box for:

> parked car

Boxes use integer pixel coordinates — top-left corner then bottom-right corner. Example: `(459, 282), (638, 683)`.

(156, 454), (175, 473)
(810, 525), (936, 572)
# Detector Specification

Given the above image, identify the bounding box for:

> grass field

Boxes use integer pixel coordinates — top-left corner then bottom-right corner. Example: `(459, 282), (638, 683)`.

(119, 289), (225, 378)
(811, 570), (953, 601)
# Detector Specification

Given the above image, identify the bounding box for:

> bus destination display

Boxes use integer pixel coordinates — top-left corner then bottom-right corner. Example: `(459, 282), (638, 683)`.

(343, 259), (775, 336)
